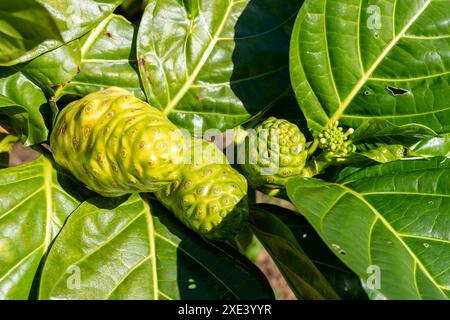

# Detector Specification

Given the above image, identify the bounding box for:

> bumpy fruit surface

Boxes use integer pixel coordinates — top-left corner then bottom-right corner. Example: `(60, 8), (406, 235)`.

(155, 139), (249, 241)
(318, 121), (356, 161)
(50, 87), (186, 197)
(240, 117), (308, 190)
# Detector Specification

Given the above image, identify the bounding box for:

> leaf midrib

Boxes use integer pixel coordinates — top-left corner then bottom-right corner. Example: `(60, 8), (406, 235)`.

(162, 1), (235, 115)
(143, 200), (159, 300)
(337, 183), (447, 299)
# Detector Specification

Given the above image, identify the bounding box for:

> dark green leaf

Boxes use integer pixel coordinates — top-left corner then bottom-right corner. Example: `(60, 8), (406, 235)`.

(0, 69), (50, 145)
(19, 41), (81, 95)
(409, 136), (450, 158)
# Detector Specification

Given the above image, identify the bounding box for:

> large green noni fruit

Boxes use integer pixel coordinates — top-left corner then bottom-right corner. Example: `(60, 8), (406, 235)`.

(51, 87), (186, 197)
(240, 117), (307, 190)
(155, 139), (249, 241)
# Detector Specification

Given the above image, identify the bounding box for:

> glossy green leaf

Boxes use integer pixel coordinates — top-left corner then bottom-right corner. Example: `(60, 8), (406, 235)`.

(137, 0), (302, 133)
(0, 69), (49, 145)
(0, 156), (89, 299)
(39, 194), (274, 300)
(355, 143), (406, 163)
(59, 15), (145, 100)
(19, 41), (81, 95)
(409, 136), (450, 158)
(0, 0), (124, 66)
(337, 156), (449, 182)
(351, 120), (438, 145)
(290, 0), (450, 135)
(287, 158), (450, 299)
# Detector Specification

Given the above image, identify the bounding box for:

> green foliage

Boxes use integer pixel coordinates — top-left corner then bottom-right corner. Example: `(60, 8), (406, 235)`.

(137, 0), (302, 133)
(290, 0), (450, 135)
(0, 0), (448, 301)
(287, 158), (450, 299)
(39, 194), (272, 299)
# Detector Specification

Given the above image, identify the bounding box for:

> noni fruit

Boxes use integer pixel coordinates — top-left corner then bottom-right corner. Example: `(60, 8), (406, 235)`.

(240, 117), (308, 190)
(155, 139), (249, 241)
(50, 87), (186, 197)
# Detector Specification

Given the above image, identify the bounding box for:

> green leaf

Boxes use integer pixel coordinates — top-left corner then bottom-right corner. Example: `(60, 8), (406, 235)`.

(287, 158), (450, 299)
(354, 143), (406, 163)
(0, 69), (50, 145)
(0, 156), (89, 299)
(278, 210), (368, 300)
(249, 204), (340, 300)
(351, 120), (438, 145)
(337, 156), (450, 183)
(59, 15), (145, 100)
(39, 194), (274, 300)
(290, 0), (450, 135)
(409, 136), (450, 158)
(0, 0), (124, 66)
(137, 0), (302, 133)
(19, 41), (81, 96)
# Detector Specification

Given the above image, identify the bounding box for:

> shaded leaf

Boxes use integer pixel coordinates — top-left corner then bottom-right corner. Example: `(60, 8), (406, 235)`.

(249, 204), (340, 300)
(0, 69), (50, 145)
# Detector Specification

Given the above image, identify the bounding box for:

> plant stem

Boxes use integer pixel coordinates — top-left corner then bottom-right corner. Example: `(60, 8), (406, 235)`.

(307, 138), (319, 158)
(302, 153), (332, 177)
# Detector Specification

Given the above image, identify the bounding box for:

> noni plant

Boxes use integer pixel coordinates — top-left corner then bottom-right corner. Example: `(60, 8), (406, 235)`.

(0, 0), (448, 302)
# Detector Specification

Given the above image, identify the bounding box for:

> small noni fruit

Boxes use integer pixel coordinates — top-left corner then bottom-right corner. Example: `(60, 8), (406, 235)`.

(155, 139), (249, 241)
(240, 117), (308, 190)
(50, 87), (186, 197)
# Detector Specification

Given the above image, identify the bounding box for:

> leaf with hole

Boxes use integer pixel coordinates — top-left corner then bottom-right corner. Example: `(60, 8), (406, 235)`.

(290, 0), (450, 135)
